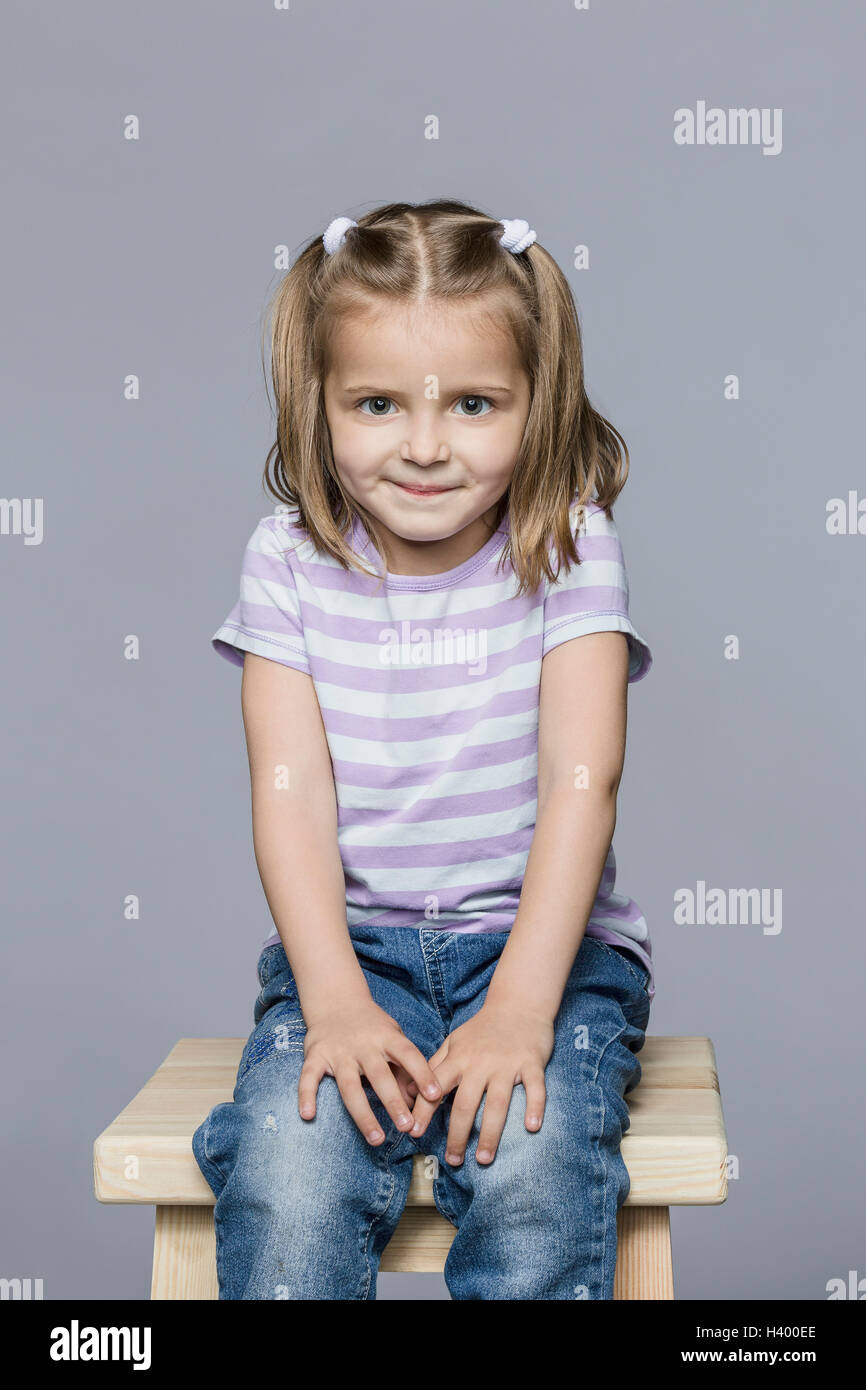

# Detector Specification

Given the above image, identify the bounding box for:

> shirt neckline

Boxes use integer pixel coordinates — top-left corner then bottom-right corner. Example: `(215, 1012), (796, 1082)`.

(350, 510), (510, 591)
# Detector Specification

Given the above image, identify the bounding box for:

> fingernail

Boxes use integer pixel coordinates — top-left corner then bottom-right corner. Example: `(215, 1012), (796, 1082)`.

(300, 1105), (314, 1119)
(425, 1084), (439, 1098)
(446, 1152), (461, 1165)
(477, 1149), (492, 1163)
(410, 1122), (423, 1136)
(368, 1129), (383, 1143)
(397, 1113), (411, 1128)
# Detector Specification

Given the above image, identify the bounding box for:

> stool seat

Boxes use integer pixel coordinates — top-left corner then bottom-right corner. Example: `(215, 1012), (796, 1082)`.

(93, 1035), (727, 1298)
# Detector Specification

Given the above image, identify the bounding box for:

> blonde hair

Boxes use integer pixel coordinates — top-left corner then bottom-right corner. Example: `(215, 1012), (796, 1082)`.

(261, 198), (630, 596)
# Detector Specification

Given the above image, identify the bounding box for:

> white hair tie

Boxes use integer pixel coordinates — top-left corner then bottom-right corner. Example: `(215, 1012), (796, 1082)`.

(499, 218), (537, 254)
(322, 216), (358, 255)
(322, 213), (537, 256)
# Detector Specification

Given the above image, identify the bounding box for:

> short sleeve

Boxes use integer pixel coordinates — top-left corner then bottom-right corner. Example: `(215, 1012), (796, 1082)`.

(211, 515), (311, 676)
(542, 501), (652, 683)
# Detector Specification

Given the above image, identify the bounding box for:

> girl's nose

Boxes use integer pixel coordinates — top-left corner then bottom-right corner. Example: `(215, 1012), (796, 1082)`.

(400, 432), (450, 467)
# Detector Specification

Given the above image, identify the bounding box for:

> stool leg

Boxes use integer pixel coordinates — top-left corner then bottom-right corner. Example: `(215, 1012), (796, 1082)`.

(614, 1206), (674, 1300)
(151, 1206), (219, 1300)
(149, 1205), (673, 1300)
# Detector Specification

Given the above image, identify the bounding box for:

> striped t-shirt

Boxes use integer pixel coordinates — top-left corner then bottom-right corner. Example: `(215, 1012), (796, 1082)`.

(213, 497), (655, 999)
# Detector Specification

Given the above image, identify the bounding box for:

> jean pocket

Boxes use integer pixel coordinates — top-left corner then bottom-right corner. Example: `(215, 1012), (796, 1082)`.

(254, 945), (300, 1022)
(257, 941), (289, 988)
(191, 1104), (233, 1196)
(591, 939), (652, 998)
(237, 1002), (307, 1088)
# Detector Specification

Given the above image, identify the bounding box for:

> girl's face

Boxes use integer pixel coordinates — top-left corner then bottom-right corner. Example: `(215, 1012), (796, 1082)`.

(323, 297), (530, 575)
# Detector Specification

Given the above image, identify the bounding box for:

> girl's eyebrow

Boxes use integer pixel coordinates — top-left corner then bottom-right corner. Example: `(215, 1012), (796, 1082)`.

(340, 383), (514, 395)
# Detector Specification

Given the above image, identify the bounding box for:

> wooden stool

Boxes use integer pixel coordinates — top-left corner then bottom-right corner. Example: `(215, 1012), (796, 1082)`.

(93, 1036), (727, 1300)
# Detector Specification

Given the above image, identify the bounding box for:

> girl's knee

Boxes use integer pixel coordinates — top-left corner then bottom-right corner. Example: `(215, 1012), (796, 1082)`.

(197, 1075), (384, 1209)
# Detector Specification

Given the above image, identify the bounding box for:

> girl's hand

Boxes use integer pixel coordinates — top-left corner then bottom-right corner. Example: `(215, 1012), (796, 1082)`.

(298, 996), (442, 1146)
(390, 1062), (420, 1109)
(408, 1001), (555, 1165)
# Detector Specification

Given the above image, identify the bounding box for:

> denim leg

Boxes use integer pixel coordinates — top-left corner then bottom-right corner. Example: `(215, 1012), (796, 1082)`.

(193, 1060), (419, 1300)
(430, 934), (651, 1300)
(191, 935), (443, 1300)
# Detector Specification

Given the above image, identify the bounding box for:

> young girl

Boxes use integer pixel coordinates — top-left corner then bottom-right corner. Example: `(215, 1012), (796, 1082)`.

(193, 198), (655, 1301)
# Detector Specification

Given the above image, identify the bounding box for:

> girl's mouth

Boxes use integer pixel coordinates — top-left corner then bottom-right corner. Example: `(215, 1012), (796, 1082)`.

(390, 481), (456, 498)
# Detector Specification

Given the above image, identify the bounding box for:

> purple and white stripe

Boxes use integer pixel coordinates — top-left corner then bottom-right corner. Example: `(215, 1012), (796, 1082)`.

(213, 498), (656, 997)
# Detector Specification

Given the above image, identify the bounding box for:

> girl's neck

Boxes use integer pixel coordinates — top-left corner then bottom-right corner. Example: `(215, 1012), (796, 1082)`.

(374, 500), (508, 577)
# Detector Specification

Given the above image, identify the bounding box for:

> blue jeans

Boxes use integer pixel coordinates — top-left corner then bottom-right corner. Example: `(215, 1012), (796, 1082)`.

(192, 926), (651, 1300)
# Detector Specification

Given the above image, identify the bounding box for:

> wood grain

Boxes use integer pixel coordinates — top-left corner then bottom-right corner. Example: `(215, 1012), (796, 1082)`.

(95, 1035), (727, 1208)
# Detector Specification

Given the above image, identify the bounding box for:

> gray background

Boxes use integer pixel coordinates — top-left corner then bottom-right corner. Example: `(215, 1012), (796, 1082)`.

(2, 0), (863, 1301)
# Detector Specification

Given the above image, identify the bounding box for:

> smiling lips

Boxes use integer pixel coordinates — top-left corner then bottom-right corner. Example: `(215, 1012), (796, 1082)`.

(391, 480), (456, 497)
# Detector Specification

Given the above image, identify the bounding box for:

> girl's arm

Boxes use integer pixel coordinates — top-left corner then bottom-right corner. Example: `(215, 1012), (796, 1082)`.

(485, 628), (629, 1016)
(409, 631), (629, 1163)
(241, 652), (441, 1139)
(241, 651), (365, 1012)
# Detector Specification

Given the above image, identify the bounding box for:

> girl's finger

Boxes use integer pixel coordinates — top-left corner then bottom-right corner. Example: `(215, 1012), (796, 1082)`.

(333, 1065), (388, 1146)
(297, 1055), (328, 1120)
(409, 1056), (459, 1138)
(474, 1083), (515, 1164)
(360, 1055), (415, 1133)
(390, 1062), (416, 1107)
(444, 1075), (485, 1165)
(521, 1068), (547, 1132)
(408, 1092), (437, 1136)
(385, 1034), (444, 1104)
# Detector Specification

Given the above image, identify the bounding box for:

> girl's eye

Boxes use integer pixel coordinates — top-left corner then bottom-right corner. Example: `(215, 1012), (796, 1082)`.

(453, 395), (493, 417)
(358, 397), (397, 416)
(357, 395), (493, 418)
